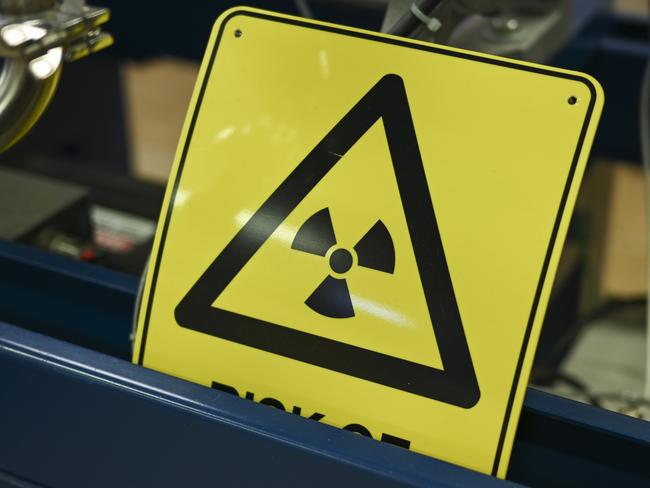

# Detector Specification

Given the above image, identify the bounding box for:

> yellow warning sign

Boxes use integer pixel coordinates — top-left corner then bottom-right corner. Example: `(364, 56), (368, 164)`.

(133, 7), (603, 477)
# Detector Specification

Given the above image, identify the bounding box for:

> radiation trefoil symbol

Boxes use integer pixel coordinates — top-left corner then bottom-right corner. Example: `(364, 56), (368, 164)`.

(291, 208), (395, 318)
(175, 74), (480, 408)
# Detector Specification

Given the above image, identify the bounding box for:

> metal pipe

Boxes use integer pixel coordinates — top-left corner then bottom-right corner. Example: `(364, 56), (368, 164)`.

(0, 0), (60, 152)
(388, 0), (446, 36)
(0, 0), (111, 152)
(0, 56), (60, 152)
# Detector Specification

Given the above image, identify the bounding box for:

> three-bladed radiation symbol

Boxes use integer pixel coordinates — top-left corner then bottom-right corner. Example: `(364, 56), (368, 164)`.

(291, 208), (395, 318)
(175, 74), (480, 408)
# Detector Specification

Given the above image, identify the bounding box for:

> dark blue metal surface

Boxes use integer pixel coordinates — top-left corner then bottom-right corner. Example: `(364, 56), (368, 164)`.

(0, 321), (517, 488)
(2, 232), (650, 486)
(0, 239), (137, 359)
(510, 389), (650, 486)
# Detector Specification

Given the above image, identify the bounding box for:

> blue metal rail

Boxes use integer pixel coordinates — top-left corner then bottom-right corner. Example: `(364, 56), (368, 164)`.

(0, 320), (519, 488)
(1, 240), (650, 487)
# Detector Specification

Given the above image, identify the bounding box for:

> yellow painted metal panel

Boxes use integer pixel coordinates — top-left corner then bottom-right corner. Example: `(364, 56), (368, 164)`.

(133, 7), (603, 477)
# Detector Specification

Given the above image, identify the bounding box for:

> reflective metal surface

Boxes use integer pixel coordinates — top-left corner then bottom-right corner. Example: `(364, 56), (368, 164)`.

(383, 0), (570, 63)
(0, 0), (112, 152)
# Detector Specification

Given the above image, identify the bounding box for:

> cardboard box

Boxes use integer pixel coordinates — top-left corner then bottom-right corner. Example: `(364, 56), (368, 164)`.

(122, 58), (199, 184)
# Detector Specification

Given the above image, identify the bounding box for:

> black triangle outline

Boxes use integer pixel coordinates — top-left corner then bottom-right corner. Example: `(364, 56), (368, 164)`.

(175, 74), (480, 408)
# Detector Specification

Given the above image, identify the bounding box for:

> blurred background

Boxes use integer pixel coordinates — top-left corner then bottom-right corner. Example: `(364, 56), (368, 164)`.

(2, 0), (650, 417)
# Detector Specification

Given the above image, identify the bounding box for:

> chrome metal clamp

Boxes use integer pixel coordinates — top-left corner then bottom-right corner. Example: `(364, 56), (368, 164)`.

(0, 0), (112, 152)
